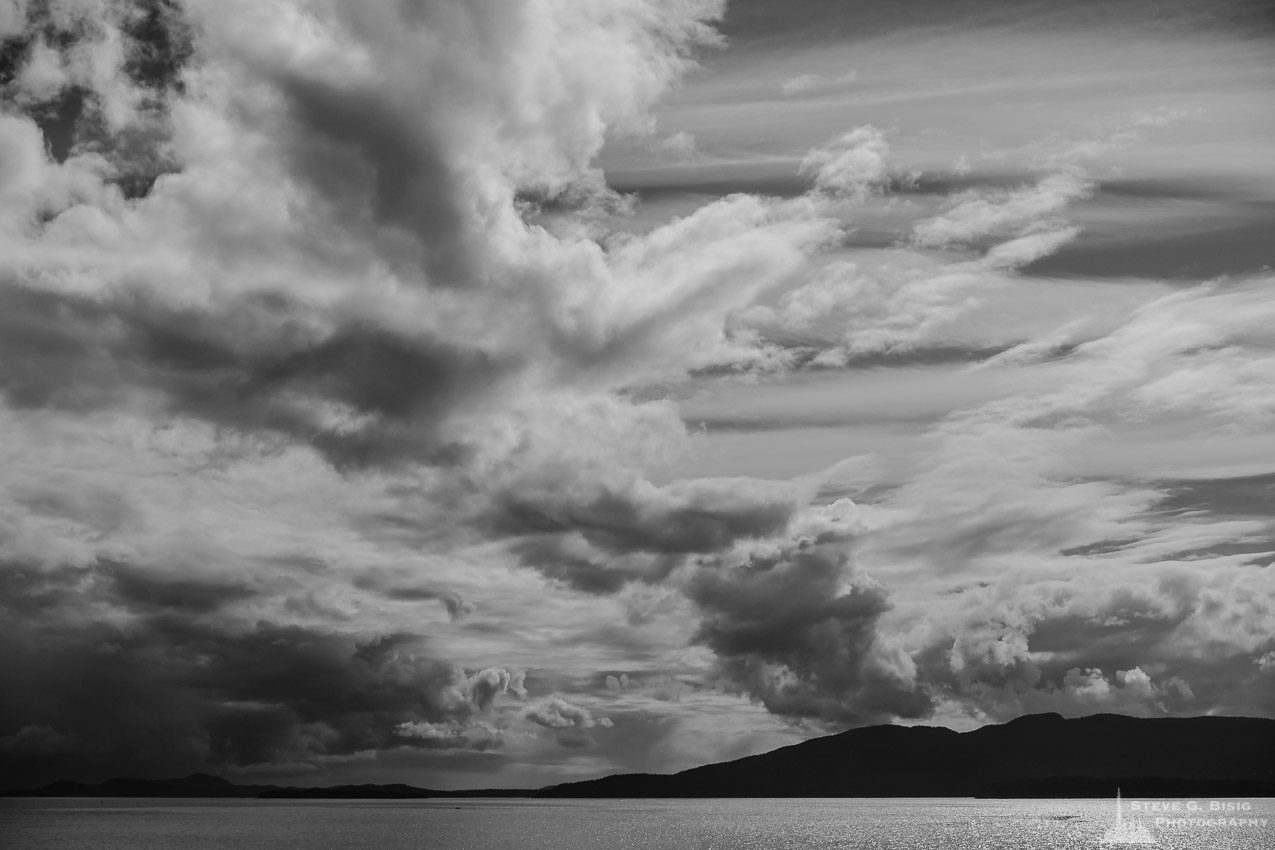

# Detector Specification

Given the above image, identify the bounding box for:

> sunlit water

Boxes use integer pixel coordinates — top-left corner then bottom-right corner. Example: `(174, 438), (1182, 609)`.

(2, 797), (1271, 849)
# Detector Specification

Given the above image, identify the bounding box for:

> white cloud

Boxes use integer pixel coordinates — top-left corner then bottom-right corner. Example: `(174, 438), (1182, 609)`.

(392, 720), (504, 751)
(799, 126), (890, 199)
(780, 69), (856, 96)
(16, 36), (67, 101)
(781, 74), (822, 96)
(912, 171), (1093, 249)
(655, 130), (698, 159)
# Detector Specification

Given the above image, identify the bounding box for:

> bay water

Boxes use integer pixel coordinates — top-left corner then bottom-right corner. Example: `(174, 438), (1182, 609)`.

(2, 796), (1271, 849)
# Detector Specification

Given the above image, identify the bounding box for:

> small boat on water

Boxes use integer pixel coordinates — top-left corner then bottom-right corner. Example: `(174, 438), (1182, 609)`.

(1098, 788), (1157, 845)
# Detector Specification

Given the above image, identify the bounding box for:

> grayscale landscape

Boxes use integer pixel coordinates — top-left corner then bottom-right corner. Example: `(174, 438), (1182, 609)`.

(0, 0), (1272, 847)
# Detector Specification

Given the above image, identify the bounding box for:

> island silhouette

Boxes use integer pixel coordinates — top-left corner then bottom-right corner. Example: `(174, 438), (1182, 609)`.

(11, 713), (1274, 799)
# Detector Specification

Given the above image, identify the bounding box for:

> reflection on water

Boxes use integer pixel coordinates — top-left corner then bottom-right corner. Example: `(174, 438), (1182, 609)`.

(1, 797), (1271, 849)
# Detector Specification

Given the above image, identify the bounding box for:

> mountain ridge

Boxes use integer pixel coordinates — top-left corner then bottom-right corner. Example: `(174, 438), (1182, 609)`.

(8, 713), (1275, 799)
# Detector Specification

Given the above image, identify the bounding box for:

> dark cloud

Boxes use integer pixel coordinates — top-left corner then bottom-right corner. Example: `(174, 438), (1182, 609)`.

(120, 0), (194, 94)
(0, 563), (516, 788)
(352, 576), (473, 620)
(186, 626), (474, 765)
(0, 284), (506, 468)
(510, 535), (681, 595)
(0, 560), (255, 621)
(268, 70), (477, 290)
(495, 477), (801, 594)
(493, 479), (798, 557)
(1, 0), (191, 191)
(688, 540), (932, 724)
(104, 562), (260, 616)
(3, 0), (191, 93)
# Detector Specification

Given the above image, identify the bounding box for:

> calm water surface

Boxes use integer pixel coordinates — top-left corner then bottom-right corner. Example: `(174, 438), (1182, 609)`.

(2, 797), (1271, 849)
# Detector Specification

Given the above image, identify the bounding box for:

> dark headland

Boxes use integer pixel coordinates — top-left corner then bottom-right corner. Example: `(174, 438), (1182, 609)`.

(10, 713), (1275, 799)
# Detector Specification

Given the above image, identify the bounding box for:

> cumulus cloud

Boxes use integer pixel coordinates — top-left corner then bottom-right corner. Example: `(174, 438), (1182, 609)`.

(721, 267), (1270, 728)
(525, 696), (602, 730)
(908, 561), (1252, 722)
(525, 695), (611, 747)
(0, 0), (842, 481)
(393, 720), (504, 751)
(681, 500), (931, 725)
(799, 126), (890, 200)
(605, 673), (634, 690)
(3, 1), (734, 383)
(468, 667), (528, 710)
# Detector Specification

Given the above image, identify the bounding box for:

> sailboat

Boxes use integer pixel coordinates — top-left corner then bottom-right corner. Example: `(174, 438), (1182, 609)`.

(1098, 788), (1157, 845)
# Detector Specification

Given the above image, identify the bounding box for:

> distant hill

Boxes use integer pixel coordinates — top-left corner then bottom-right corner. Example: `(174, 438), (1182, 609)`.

(540, 713), (1275, 798)
(11, 774), (510, 799)
(9, 714), (1275, 799)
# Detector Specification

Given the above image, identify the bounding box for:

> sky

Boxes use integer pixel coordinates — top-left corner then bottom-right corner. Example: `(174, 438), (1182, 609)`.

(0, 0), (1272, 791)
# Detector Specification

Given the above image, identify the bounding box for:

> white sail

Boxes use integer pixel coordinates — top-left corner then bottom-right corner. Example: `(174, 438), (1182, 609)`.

(1098, 788), (1157, 846)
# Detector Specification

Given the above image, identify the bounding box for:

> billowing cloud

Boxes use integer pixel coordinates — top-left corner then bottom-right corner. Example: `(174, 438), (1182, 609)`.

(799, 126), (890, 200)
(393, 719), (504, 752)
(0, 563), (524, 784)
(525, 695), (612, 748)
(677, 499), (931, 724)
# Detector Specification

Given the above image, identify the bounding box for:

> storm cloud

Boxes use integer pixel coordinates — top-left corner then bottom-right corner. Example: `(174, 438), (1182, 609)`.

(0, 560), (525, 786)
